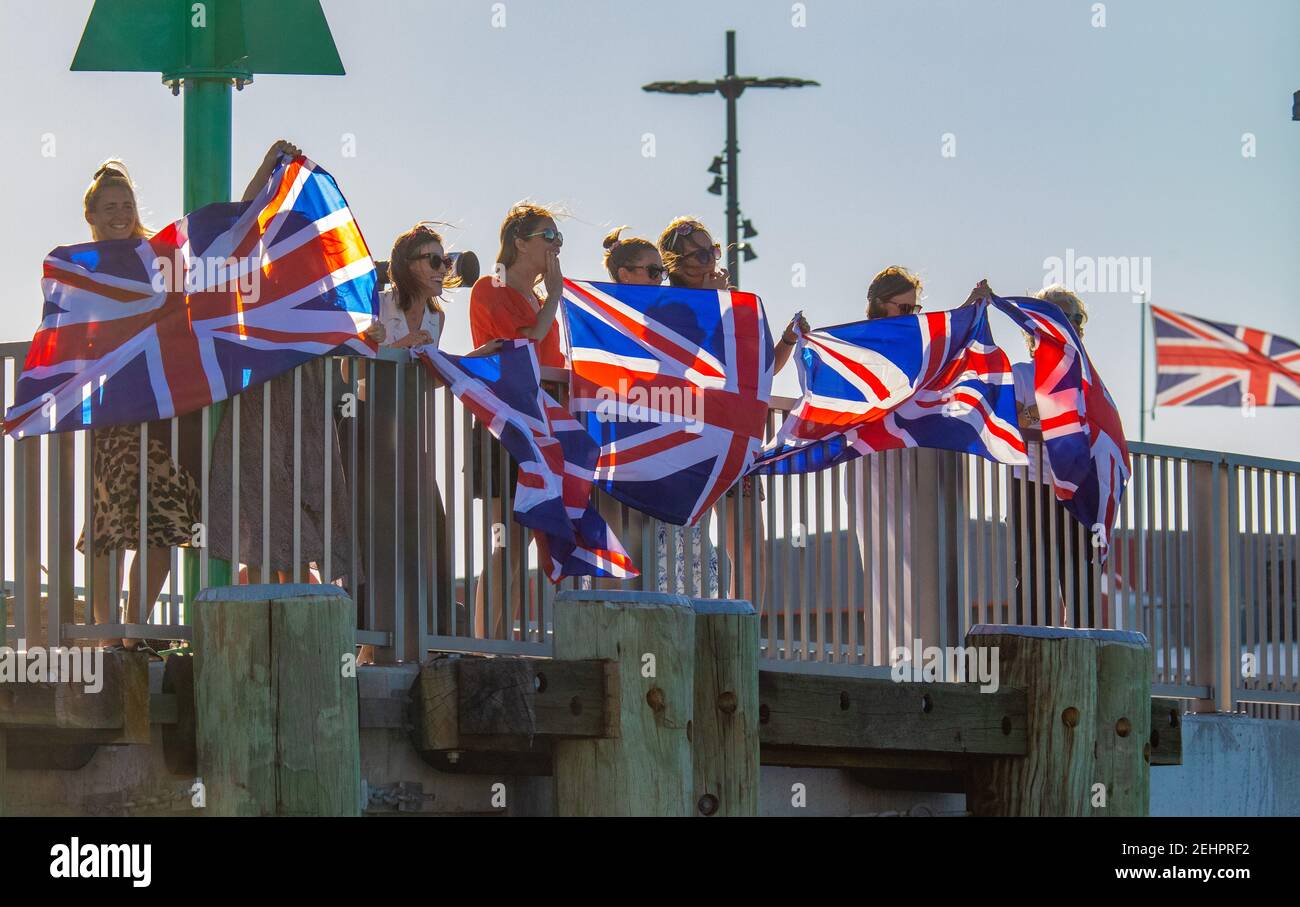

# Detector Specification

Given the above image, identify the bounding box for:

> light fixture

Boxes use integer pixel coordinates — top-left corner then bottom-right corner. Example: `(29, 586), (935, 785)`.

(741, 219), (757, 239)
(741, 243), (757, 263)
(708, 155), (724, 174)
(707, 176), (724, 195)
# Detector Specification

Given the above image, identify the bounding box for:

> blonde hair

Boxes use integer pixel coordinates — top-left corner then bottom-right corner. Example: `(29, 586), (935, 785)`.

(83, 160), (151, 241)
(495, 202), (559, 270)
(1025, 284), (1089, 350)
(657, 216), (714, 286)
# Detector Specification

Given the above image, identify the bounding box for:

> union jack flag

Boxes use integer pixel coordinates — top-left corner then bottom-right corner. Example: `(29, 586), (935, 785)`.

(749, 298), (1027, 475)
(3, 154), (378, 438)
(1152, 305), (1300, 407)
(562, 279), (774, 527)
(993, 296), (1130, 555)
(415, 340), (637, 581)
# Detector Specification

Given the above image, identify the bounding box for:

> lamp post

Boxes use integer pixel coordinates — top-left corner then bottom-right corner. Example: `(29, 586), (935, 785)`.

(643, 30), (818, 288)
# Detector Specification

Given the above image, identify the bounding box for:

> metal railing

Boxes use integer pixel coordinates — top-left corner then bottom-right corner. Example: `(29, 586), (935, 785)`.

(2, 342), (1296, 717)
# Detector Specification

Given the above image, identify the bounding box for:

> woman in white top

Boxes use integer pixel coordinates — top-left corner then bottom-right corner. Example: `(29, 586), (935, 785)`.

(1009, 284), (1096, 627)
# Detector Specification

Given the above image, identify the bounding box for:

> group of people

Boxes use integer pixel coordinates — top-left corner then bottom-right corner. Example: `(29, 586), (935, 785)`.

(71, 139), (1095, 648)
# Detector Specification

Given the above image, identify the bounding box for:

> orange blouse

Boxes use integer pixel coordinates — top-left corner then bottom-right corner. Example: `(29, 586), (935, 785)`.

(468, 276), (565, 369)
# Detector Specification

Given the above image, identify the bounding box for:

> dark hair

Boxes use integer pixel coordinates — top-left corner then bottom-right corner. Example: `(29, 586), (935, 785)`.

(496, 203), (557, 270)
(389, 222), (458, 313)
(866, 265), (922, 318)
(602, 226), (658, 281)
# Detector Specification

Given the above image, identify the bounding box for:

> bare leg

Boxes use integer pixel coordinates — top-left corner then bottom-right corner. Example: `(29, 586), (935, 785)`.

(91, 550), (126, 645)
(474, 499), (526, 638)
(123, 547), (172, 646)
(724, 493), (767, 615)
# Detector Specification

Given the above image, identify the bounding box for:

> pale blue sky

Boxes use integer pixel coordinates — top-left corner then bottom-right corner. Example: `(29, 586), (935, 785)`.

(3, 0), (1296, 457)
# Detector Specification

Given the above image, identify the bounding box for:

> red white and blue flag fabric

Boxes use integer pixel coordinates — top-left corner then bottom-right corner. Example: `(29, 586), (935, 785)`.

(1151, 305), (1300, 407)
(3, 154), (378, 438)
(415, 339), (637, 581)
(993, 296), (1131, 554)
(562, 278), (774, 526)
(748, 298), (1027, 475)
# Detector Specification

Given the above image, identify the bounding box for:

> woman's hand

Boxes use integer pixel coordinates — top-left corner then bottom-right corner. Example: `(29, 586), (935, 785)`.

(962, 278), (993, 307)
(703, 267), (731, 290)
(392, 328), (433, 349)
(542, 249), (564, 302)
(264, 139), (301, 166)
(363, 321), (387, 344)
(1017, 402), (1041, 429)
(782, 314), (810, 345)
(467, 338), (504, 358)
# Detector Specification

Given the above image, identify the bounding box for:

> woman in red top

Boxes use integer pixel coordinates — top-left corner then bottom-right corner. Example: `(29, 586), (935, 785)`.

(469, 203), (565, 368)
(467, 204), (565, 638)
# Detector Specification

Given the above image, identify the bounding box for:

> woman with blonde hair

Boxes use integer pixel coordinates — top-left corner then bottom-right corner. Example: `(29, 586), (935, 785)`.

(76, 160), (202, 648)
(466, 203), (565, 637)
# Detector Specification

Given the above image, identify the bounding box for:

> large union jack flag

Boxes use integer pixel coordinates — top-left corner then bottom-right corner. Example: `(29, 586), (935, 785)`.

(415, 340), (637, 581)
(1152, 305), (1300, 407)
(562, 278), (774, 527)
(993, 296), (1130, 555)
(749, 298), (1027, 475)
(3, 154), (378, 438)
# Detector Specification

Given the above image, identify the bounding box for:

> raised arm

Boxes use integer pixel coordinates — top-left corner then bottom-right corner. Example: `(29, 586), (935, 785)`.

(519, 249), (563, 341)
(241, 140), (301, 203)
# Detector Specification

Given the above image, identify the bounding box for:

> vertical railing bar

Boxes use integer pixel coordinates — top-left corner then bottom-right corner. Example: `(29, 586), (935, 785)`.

(782, 456), (793, 660)
(462, 407), (475, 637)
(1017, 454), (1030, 627)
(292, 367), (302, 584)
(501, 425), (514, 641)
(201, 404), (210, 589)
(814, 468), (825, 660)
(324, 361), (333, 587)
(138, 422), (148, 625)
(975, 458), (987, 628)
(392, 360), (405, 659)
(231, 394), (240, 583)
(482, 424), (494, 639)
(263, 381), (271, 581)
(366, 361), (376, 631)
(168, 416), (178, 622)
(831, 463), (843, 662)
(866, 456), (879, 664)
(1032, 440), (1047, 627)
(1164, 457), (1174, 680)
(1242, 468), (1255, 697)
(442, 384), (455, 637)
(414, 366), (427, 650)
(798, 468), (810, 660)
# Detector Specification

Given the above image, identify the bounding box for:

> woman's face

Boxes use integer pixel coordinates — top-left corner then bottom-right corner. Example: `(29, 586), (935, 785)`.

(407, 239), (448, 298)
(515, 217), (562, 272)
(617, 249), (666, 286)
(1057, 299), (1087, 337)
(87, 186), (138, 241)
(872, 287), (920, 318)
(669, 227), (719, 288)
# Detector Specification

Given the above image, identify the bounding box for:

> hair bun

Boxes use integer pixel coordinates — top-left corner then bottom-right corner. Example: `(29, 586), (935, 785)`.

(602, 226), (628, 250)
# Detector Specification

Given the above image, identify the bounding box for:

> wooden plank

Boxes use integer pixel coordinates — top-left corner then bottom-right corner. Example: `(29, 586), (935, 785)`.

(0, 649), (149, 744)
(457, 657), (608, 738)
(1095, 639), (1153, 814)
(1150, 699), (1183, 766)
(758, 669), (1027, 755)
(160, 652), (195, 775)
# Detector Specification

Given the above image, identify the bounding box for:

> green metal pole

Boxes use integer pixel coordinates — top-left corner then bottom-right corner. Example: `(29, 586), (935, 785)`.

(181, 72), (235, 609)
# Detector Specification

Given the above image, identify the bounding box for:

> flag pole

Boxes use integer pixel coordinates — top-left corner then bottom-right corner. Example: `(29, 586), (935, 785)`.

(1138, 292), (1148, 442)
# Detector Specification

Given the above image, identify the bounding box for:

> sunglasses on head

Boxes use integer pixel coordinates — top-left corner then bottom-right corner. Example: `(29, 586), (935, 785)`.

(524, 227), (564, 245)
(408, 252), (454, 271)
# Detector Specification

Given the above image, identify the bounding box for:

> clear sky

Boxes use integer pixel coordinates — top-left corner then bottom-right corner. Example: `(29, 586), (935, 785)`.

(3, 0), (1297, 458)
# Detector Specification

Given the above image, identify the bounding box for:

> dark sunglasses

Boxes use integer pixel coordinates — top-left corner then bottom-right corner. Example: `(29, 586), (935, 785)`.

(524, 227), (564, 245)
(624, 264), (668, 281)
(407, 252), (454, 271)
(677, 244), (722, 266)
(1068, 312), (1086, 328)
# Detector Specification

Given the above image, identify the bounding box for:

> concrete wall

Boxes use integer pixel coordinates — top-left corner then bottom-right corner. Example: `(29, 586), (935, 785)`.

(1150, 712), (1300, 817)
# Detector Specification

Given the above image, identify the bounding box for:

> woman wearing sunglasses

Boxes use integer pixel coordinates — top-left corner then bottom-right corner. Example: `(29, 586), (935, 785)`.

(655, 217), (810, 609)
(466, 204), (566, 637)
(1009, 284), (1096, 628)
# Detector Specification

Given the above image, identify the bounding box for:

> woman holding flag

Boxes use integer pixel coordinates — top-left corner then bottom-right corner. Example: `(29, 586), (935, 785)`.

(656, 217), (806, 608)
(76, 160), (202, 648)
(467, 203), (565, 637)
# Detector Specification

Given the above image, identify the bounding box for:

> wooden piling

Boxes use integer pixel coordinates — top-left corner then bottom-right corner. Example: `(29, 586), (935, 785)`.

(194, 584), (360, 816)
(690, 599), (759, 817)
(552, 591), (694, 817)
(964, 625), (1152, 817)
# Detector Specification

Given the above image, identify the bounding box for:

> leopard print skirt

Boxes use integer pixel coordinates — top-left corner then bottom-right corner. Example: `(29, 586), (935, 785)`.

(76, 424), (202, 553)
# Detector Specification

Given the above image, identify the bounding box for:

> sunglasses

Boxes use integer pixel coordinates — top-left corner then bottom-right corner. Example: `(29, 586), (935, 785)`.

(625, 264), (668, 281)
(676, 244), (722, 266)
(524, 227), (564, 245)
(408, 252), (455, 271)
(882, 299), (923, 315)
(1068, 312), (1086, 328)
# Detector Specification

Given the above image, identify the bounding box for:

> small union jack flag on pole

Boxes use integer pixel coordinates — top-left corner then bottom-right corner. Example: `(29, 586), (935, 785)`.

(1152, 305), (1300, 407)
(3, 154), (378, 438)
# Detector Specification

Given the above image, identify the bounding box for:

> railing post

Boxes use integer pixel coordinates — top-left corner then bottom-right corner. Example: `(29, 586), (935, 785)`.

(13, 436), (41, 643)
(1189, 458), (1230, 712)
(690, 598), (759, 816)
(46, 431), (75, 648)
